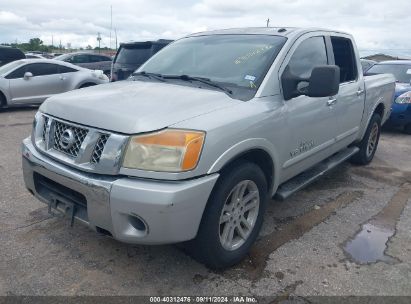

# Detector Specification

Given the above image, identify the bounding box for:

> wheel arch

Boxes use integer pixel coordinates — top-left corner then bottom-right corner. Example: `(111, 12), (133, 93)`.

(0, 89), (8, 107)
(207, 139), (280, 196)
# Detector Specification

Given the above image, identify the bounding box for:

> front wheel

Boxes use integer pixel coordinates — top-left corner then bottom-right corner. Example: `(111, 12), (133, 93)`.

(351, 113), (381, 165)
(186, 161), (268, 269)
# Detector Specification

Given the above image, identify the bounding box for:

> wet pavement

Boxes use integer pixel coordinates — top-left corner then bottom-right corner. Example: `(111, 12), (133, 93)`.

(1, 108), (411, 299)
(344, 183), (411, 264)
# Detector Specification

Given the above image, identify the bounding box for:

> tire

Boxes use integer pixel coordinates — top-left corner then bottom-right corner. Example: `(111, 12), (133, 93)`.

(351, 113), (381, 165)
(404, 124), (411, 135)
(186, 161), (268, 269)
(0, 93), (6, 108)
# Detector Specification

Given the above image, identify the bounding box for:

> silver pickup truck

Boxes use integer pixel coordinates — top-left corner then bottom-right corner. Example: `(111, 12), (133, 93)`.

(22, 27), (395, 268)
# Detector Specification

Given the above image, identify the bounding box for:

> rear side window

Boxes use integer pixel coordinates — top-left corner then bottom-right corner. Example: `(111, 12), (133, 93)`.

(287, 36), (328, 78)
(330, 37), (357, 83)
(59, 65), (78, 73)
(115, 46), (152, 64)
(26, 63), (59, 76)
(71, 55), (90, 63)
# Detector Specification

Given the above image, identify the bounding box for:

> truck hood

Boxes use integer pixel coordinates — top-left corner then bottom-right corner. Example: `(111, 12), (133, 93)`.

(40, 81), (241, 134)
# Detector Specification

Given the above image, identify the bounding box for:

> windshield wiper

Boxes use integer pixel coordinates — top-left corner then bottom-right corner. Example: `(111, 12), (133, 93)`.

(162, 74), (233, 95)
(132, 71), (165, 82)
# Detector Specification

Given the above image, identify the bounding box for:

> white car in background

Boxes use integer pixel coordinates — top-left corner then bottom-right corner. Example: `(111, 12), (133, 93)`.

(0, 59), (108, 108)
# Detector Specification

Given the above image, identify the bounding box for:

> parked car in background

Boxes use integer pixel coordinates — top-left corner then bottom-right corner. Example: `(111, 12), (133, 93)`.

(22, 27), (395, 268)
(26, 53), (46, 59)
(366, 60), (411, 133)
(55, 52), (112, 76)
(0, 59), (108, 108)
(360, 59), (376, 74)
(111, 39), (172, 81)
(0, 46), (25, 66)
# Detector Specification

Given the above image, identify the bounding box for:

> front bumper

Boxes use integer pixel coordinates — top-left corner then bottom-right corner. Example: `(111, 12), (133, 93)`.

(386, 103), (411, 128)
(22, 137), (219, 244)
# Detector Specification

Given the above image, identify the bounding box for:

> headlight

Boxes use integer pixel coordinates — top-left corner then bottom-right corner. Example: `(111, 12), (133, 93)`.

(122, 129), (205, 172)
(395, 91), (411, 104)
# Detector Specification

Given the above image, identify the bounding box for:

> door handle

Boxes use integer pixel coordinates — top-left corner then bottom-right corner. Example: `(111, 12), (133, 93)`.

(357, 89), (365, 96)
(327, 98), (337, 106)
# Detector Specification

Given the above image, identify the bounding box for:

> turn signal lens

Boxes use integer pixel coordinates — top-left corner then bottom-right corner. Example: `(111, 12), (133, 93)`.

(122, 129), (205, 172)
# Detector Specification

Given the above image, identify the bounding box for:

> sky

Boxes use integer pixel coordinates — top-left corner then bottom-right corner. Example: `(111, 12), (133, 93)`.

(0, 0), (410, 57)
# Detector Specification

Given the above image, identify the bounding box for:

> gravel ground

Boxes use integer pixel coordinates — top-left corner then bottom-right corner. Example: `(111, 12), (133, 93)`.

(1, 107), (410, 301)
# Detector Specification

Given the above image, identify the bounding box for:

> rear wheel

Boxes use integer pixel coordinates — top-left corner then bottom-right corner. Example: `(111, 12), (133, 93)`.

(186, 161), (268, 269)
(404, 124), (411, 135)
(351, 113), (381, 165)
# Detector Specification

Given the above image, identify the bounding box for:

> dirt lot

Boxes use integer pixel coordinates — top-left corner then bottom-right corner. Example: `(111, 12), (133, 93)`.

(1, 107), (411, 301)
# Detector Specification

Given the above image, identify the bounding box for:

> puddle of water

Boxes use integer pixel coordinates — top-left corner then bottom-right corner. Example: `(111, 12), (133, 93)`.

(344, 223), (396, 264)
(343, 183), (411, 264)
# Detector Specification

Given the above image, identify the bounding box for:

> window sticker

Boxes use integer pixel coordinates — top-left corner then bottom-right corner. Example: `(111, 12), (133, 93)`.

(244, 75), (256, 81)
(406, 69), (411, 75)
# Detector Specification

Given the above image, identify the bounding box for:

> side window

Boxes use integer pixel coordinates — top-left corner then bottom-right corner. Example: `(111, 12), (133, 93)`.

(287, 36), (328, 78)
(5, 66), (27, 79)
(89, 55), (100, 62)
(59, 65), (78, 73)
(26, 63), (59, 76)
(72, 55), (89, 63)
(98, 55), (111, 62)
(330, 37), (357, 83)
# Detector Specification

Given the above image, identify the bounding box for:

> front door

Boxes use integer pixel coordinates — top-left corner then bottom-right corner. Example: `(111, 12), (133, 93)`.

(9, 63), (62, 104)
(280, 35), (340, 180)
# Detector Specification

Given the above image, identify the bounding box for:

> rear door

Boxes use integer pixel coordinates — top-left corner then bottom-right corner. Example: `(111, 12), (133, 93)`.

(280, 34), (339, 179)
(328, 36), (365, 148)
(8, 63), (62, 103)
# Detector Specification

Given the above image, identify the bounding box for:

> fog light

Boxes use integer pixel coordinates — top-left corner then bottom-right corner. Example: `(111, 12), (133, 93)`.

(129, 213), (148, 233)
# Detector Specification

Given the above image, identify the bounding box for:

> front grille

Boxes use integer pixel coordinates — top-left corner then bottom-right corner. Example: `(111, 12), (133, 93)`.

(53, 120), (88, 157)
(91, 134), (110, 164)
(42, 116), (49, 142)
(36, 115), (125, 174)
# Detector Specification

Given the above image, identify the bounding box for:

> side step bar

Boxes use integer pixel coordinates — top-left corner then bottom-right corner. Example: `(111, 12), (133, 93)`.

(274, 146), (359, 201)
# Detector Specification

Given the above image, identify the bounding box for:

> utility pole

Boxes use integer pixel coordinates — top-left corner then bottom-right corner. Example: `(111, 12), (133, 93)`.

(110, 5), (113, 50)
(52, 35), (54, 47)
(115, 28), (118, 50)
(97, 32), (102, 53)
(266, 18), (270, 27)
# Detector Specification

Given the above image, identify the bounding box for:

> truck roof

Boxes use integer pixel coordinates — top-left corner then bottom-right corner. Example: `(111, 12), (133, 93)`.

(188, 27), (350, 38)
(377, 60), (411, 65)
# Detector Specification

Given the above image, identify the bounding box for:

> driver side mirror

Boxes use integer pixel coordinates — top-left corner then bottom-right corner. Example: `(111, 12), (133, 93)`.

(23, 72), (33, 80)
(282, 65), (340, 100)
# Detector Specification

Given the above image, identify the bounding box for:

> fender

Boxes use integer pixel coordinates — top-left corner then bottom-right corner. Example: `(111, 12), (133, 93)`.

(358, 100), (385, 141)
(207, 138), (281, 196)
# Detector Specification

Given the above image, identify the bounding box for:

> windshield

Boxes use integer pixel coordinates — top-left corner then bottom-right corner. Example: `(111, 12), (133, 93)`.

(139, 35), (287, 92)
(116, 46), (152, 64)
(366, 63), (411, 83)
(0, 60), (23, 76)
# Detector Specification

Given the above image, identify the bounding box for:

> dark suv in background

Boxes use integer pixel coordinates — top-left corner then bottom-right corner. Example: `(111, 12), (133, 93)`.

(0, 46), (26, 66)
(111, 39), (172, 81)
